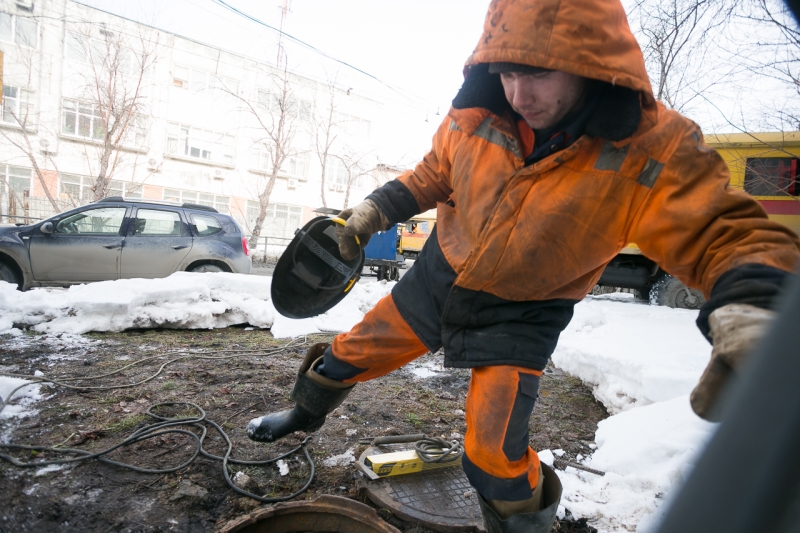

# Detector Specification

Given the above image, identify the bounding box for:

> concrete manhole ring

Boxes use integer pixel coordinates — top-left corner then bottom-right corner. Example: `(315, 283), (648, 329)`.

(219, 494), (401, 533)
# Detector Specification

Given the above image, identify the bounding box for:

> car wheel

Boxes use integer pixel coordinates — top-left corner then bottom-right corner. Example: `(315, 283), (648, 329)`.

(189, 264), (224, 273)
(0, 262), (20, 289)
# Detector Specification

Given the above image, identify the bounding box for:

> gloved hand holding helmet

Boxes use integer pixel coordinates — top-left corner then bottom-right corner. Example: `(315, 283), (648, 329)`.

(690, 303), (776, 421)
(336, 199), (390, 260)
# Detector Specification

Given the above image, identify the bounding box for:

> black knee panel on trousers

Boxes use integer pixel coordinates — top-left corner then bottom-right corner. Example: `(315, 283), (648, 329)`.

(502, 373), (540, 461)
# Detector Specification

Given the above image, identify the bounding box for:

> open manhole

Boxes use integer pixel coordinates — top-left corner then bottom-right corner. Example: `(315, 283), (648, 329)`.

(220, 494), (401, 533)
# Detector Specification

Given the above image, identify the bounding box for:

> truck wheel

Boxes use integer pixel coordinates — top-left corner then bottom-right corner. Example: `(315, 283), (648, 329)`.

(376, 266), (386, 281)
(649, 274), (705, 309)
(389, 266), (399, 281)
(0, 262), (21, 290)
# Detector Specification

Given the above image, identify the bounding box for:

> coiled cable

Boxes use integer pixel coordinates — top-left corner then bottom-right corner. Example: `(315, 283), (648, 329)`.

(414, 436), (464, 463)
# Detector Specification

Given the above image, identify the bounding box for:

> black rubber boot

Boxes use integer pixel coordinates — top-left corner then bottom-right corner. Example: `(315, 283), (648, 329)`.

(477, 463), (563, 533)
(246, 343), (353, 442)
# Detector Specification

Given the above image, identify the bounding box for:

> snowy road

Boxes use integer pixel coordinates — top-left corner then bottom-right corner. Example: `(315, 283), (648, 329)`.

(0, 274), (716, 532)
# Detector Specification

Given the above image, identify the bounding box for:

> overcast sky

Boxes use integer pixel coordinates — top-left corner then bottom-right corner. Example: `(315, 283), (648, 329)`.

(76, 0), (493, 163)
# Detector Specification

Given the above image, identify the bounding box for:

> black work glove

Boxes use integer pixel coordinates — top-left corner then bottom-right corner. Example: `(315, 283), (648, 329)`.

(335, 199), (389, 260)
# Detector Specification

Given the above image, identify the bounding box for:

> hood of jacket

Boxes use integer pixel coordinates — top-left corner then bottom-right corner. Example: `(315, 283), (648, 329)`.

(452, 0), (655, 141)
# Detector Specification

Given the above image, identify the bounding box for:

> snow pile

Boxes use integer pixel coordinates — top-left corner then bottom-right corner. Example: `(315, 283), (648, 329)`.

(553, 294), (710, 413)
(540, 397), (713, 532)
(548, 295), (716, 531)
(0, 274), (394, 336)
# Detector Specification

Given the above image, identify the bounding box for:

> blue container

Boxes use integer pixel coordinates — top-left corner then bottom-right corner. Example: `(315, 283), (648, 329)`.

(364, 224), (398, 261)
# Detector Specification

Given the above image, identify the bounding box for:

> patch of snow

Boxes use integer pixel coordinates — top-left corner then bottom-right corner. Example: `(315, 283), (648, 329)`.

(409, 359), (443, 378)
(276, 459), (290, 476)
(323, 448), (356, 467)
(34, 464), (67, 477)
(0, 376), (43, 419)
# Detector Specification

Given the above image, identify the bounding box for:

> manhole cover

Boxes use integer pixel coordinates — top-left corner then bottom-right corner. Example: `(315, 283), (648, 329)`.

(357, 446), (485, 533)
(220, 494), (401, 533)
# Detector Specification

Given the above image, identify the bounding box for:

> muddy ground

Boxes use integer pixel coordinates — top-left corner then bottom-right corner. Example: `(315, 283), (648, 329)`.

(0, 327), (608, 533)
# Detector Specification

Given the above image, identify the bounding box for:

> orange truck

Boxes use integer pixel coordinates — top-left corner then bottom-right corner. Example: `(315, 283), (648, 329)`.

(399, 209), (437, 260)
(596, 132), (800, 308)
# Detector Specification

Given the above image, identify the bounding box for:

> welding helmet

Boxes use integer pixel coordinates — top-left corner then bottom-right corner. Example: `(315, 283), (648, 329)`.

(271, 216), (364, 319)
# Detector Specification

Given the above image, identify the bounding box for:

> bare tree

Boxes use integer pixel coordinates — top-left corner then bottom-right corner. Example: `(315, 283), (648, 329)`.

(312, 80), (343, 208)
(66, 24), (158, 201)
(733, 0), (800, 129)
(628, 0), (733, 111)
(226, 66), (300, 248)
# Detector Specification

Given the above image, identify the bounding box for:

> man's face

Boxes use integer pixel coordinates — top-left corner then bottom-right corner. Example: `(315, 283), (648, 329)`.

(500, 70), (587, 130)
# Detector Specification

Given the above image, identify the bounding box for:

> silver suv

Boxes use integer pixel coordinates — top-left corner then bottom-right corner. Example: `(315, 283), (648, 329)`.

(0, 197), (251, 290)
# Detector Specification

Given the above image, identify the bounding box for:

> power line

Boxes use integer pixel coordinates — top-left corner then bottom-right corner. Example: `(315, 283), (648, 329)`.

(59, 0), (442, 117)
(208, 0), (440, 112)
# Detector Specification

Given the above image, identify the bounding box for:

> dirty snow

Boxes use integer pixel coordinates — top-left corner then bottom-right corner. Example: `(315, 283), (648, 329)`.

(322, 448), (356, 468)
(0, 273), (393, 337)
(276, 459), (290, 476)
(0, 275), (721, 532)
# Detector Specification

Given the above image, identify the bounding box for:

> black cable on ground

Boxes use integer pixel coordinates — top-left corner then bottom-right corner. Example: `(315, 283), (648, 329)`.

(0, 402), (315, 503)
(414, 437), (464, 463)
(0, 338), (319, 502)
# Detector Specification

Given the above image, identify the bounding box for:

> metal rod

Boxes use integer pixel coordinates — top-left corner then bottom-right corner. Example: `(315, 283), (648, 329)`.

(553, 457), (606, 476)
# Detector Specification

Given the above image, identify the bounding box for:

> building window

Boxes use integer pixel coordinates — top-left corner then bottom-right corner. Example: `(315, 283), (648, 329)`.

(65, 31), (141, 75)
(744, 158), (799, 197)
(59, 173), (93, 205)
(282, 151), (309, 180)
(251, 143), (273, 172)
(327, 158), (371, 190)
(62, 99), (105, 140)
(166, 123), (234, 165)
(244, 201), (301, 240)
(198, 193), (230, 213)
(172, 66), (238, 98)
(59, 174), (142, 205)
(250, 144), (308, 179)
(256, 89), (311, 121)
(163, 188), (229, 213)
(1, 85), (35, 126)
(2, 165), (32, 206)
(0, 12), (37, 48)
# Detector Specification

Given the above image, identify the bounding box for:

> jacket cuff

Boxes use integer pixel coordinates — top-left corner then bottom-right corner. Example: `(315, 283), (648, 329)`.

(366, 180), (421, 228)
(696, 264), (794, 342)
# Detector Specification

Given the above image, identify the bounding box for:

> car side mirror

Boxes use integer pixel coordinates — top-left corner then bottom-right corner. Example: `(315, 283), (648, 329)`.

(40, 221), (54, 234)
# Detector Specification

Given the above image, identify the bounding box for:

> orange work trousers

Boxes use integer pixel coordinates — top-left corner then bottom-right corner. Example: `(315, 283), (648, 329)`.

(323, 293), (543, 501)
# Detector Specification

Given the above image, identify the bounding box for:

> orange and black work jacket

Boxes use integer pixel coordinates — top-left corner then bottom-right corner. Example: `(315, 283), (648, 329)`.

(367, 0), (800, 370)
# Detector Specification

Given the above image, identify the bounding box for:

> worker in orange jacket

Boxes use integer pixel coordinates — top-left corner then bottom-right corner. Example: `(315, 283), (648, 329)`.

(248, 0), (800, 530)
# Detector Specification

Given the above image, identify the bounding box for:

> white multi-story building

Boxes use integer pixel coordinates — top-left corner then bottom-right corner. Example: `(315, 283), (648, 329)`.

(0, 0), (403, 248)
